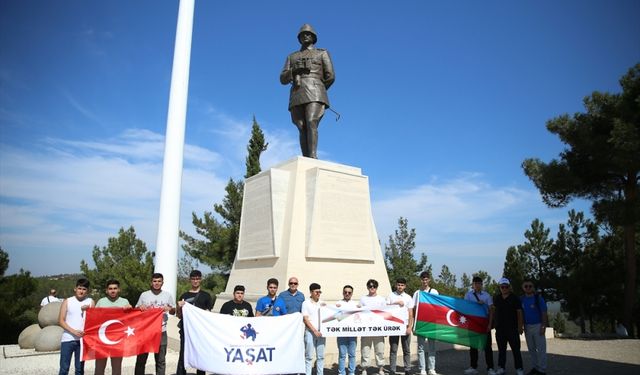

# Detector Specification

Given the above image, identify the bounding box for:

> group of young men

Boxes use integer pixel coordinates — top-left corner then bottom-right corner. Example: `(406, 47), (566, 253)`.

(463, 276), (548, 375)
(57, 274), (176, 375)
(56, 271), (547, 375)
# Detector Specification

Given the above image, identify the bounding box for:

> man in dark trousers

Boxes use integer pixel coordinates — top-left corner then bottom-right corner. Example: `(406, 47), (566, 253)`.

(176, 270), (213, 375)
(492, 278), (524, 375)
(463, 276), (496, 375)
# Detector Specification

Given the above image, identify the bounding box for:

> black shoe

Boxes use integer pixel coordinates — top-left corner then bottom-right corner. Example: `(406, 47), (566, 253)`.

(526, 370), (538, 375)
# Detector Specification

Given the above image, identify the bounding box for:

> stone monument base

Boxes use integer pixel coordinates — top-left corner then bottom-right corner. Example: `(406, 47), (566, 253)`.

(214, 156), (392, 310)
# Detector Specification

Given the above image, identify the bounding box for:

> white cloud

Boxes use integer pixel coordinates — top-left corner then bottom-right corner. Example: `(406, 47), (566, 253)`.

(0, 128), (232, 275)
(371, 173), (571, 279)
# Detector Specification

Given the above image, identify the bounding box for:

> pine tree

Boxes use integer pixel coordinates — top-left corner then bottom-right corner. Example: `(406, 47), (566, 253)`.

(384, 217), (429, 295)
(80, 226), (154, 303)
(180, 117), (268, 274)
(522, 63), (640, 333)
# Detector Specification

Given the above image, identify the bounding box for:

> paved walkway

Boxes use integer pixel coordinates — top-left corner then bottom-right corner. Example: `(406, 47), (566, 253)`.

(1, 339), (639, 374)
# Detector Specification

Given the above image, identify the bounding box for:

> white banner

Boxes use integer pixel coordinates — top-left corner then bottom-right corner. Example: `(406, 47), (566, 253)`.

(319, 304), (408, 337)
(182, 303), (305, 374)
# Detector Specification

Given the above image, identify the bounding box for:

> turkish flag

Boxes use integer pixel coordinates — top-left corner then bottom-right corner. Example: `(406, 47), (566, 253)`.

(82, 307), (163, 360)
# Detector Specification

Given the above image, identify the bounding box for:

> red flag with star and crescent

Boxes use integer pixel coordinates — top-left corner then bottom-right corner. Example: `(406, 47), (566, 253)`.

(82, 307), (163, 360)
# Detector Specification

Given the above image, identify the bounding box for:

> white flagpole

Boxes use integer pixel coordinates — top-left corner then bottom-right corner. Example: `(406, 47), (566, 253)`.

(154, 0), (195, 300)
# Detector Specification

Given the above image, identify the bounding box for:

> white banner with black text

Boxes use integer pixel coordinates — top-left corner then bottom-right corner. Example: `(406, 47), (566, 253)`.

(320, 304), (408, 337)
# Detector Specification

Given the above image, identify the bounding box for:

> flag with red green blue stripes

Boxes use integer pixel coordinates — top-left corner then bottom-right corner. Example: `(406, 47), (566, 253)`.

(414, 291), (489, 349)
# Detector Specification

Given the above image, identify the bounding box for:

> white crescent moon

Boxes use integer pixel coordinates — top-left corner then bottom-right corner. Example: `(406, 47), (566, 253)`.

(445, 310), (459, 326)
(98, 319), (124, 345)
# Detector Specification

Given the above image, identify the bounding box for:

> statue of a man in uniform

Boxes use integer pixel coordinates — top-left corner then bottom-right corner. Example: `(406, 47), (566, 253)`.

(280, 24), (335, 159)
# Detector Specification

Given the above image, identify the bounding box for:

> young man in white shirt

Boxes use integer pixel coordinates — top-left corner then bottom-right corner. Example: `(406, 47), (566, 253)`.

(413, 271), (439, 375)
(387, 277), (415, 375)
(302, 283), (325, 375)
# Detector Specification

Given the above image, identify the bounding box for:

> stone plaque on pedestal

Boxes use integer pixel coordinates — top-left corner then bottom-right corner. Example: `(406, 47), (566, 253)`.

(214, 156), (391, 310)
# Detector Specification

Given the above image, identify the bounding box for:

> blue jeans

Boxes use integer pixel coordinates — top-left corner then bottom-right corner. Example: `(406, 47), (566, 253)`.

(59, 340), (83, 375)
(337, 337), (357, 375)
(304, 329), (326, 375)
(417, 335), (436, 373)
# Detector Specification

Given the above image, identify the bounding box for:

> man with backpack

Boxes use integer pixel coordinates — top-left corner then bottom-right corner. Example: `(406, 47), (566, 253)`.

(520, 280), (548, 375)
(463, 276), (496, 375)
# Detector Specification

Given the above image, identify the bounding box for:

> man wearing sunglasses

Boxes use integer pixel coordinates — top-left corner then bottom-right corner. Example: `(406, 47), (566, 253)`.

(336, 285), (358, 375)
(279, 276), (306, 314)
(520, 280), (547, 375)
(492, 278), (524, 375)
(359, 279), (386, 375)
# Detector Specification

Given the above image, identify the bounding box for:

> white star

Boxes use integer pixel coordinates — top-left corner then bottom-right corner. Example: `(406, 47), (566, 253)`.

(124, 326), (135, 337)
(459, 315), (468, 325)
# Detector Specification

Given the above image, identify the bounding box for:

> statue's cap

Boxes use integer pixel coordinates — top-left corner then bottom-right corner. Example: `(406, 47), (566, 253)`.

(297, 24), (318, 43)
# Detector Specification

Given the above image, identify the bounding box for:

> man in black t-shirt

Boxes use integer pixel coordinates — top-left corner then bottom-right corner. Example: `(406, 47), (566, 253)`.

(220, 285), (254, 317)
(492, 278), (524, 375)
(176, 270), (213, 375)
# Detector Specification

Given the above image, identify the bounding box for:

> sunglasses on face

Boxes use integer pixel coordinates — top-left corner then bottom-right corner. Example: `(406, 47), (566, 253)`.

(367, 285), (377, 289)
(289, 282), (298, 285)
(500, 285), (509, 289)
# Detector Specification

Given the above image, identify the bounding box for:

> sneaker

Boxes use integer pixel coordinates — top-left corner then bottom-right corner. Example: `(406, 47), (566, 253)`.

(516, 369), (524, 375)
(487, 369), (497, 375)
(362, 370), (368, 375)
(419, 371), (427, 375)
(428, 371), (438, 375)
(379, 367), (385, 375)
(495, 369), (505, 375)
(464, 368), (479, 375)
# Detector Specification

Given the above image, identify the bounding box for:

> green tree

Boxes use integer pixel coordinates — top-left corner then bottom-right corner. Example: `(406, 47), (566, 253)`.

(0, 247), (8, 276)
(181, 117), (268, 274)
(384, 217), (429, 295)
(522, 63), (640, 333)
(521, 219), (555, 287)
(245, 115), (268, 179)
(0, 248), (38, 344)
(435, 264), (459, 297)
(460, 273), (471, 294)
(80, 226), (154, 303)
(503, 245), (529, 291)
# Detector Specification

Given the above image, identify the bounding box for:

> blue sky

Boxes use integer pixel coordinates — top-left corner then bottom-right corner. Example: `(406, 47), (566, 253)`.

(1, 1), (639, 282)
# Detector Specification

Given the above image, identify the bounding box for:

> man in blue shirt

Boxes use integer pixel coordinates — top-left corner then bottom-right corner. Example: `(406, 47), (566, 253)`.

(279, 276), (305, 314)
(520, 280), (548, 375)
(256, 278), (288, 316)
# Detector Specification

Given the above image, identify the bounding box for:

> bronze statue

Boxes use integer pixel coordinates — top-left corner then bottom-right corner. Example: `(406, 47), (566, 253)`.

(280, 24), (335, 159)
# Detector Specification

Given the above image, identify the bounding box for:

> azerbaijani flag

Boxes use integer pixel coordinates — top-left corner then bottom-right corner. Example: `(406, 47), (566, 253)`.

(414, 292), (489, 349)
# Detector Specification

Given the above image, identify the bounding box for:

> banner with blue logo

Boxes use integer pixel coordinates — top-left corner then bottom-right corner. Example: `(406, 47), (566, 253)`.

(182, 303), (305, 374)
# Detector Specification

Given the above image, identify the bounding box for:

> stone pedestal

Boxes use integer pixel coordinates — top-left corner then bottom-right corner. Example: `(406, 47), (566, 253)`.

(214, 156), (391, 310)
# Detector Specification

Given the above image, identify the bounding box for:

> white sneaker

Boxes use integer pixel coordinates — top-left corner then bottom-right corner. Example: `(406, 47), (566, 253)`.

(495, 369), (505, 375)
(428, 371), (438, 375)
(488, 369), (497, 375)
(516, 369), (524, 375)
(464, 368), (479, 375)
(379, 367), (385, 375)
(362, 370), (368, 375)
(419, 371), (427, 375)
